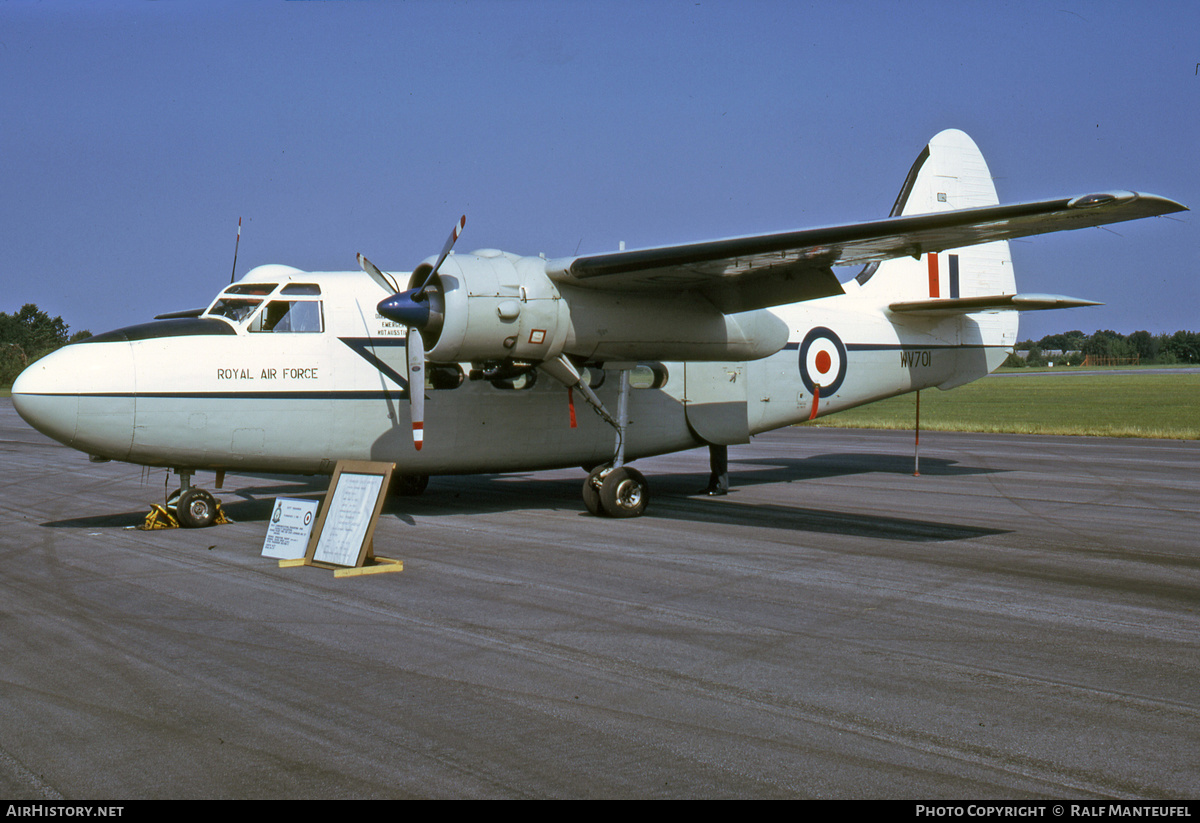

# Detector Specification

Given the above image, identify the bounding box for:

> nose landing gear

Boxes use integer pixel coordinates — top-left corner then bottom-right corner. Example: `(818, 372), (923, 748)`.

(175, 487), (220, 528)
(142, 470), (229, 530)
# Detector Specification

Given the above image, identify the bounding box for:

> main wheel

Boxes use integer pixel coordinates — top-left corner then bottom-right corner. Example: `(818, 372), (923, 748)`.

(391, 474), (430, 496)
(599, 466), (648, 518)
(582, 464), (610, 516)
(176, 487), (218, 528)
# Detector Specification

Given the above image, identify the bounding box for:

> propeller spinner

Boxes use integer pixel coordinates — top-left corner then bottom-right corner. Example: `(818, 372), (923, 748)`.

(366, 215), (466, 451)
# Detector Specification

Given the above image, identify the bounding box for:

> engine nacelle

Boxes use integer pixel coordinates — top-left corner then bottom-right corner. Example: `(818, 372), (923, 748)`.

(555, 285), (788, 362)
(424, 250), (570, 363)
(421, 250), (789, 365)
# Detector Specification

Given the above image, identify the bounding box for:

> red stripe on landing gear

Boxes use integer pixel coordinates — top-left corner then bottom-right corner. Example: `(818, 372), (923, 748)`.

(568, 387), (578, 428)
(927, 253), (940, 298)
(809, 384), (821, 420)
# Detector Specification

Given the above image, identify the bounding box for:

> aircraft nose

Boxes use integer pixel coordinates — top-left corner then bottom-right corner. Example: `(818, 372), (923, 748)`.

(11, 348), (80, 446)
(11, 340), (135, 460)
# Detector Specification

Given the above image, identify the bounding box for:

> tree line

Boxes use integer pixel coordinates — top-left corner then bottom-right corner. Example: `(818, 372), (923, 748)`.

(0, 304), (91, 385)
(1008, 329), (1200, 367)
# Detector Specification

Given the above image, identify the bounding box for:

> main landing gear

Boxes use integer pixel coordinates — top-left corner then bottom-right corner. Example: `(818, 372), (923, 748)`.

(535, 355), (652, 518)
(574, 367), (653, 518)
(582, 464), (649, 518)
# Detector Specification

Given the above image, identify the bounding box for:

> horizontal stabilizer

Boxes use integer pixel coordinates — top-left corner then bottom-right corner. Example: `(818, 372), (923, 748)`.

(889, 293), (1102, 315)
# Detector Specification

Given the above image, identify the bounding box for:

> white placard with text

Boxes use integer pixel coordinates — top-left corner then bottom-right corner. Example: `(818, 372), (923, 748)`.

(261, 497), (320, 560)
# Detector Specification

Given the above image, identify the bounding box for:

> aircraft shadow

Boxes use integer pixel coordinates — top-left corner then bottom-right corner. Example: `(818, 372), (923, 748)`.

(730, 452), (1001, 484)
(42, 510), (153, 529)
(40, 477), (327, 530)
(41, 454), (1006, 542)
(649, 486), (1007, 542)
(397, 474), (1005, 542)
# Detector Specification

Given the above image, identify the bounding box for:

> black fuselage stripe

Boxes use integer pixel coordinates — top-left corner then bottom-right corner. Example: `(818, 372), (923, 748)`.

(18, 391), (409, 401)
(783, 342), (1007, 351)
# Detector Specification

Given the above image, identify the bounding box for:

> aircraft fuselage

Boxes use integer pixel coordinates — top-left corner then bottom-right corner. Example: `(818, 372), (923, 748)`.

(12, 265), (1012, 479)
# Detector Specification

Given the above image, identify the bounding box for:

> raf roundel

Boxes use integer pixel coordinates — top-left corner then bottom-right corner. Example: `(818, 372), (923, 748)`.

(798, 327), (847, 396)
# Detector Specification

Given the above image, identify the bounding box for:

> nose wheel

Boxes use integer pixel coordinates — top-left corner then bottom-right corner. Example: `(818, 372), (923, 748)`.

(175, 487), (219, 528)
(148, 470), (227, 529)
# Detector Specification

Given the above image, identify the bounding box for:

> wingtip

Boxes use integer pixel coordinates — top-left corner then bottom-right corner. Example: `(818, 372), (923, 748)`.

(1135, 192), (1188, 215)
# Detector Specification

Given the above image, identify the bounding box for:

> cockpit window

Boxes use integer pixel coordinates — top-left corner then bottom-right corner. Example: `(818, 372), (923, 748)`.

(281, 283), (321, 296)
(248, 300), (324, 333)
(207, 298), (262, 324)
(225, 283), (278, 296)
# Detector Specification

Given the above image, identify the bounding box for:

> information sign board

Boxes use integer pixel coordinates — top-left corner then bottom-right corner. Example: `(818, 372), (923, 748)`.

(304, 460), (394, 569)
(261, 497), (320, 560)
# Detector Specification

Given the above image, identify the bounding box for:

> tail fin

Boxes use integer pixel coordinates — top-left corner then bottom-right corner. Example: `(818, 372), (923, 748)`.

(856, 129), (1016, 303)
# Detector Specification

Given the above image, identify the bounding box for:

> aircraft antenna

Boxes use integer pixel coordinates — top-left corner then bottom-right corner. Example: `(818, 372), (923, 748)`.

(229, 217), (242, 283)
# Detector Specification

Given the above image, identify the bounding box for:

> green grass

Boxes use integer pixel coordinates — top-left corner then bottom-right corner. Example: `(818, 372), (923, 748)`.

(804, 371), (1200, 439)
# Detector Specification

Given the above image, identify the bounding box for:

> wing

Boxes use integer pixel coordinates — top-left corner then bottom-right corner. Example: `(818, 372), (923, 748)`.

(545, 191), (1185, 314)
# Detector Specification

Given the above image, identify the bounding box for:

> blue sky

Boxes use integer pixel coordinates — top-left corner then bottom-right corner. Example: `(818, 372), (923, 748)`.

(3, 0), (1196, 342)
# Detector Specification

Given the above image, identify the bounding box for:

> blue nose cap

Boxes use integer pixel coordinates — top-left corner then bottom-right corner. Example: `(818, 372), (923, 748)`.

(377, 289), (430, 327)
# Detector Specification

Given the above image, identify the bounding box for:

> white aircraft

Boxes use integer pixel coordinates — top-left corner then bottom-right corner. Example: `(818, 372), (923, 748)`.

(11, 130), (1185, 526)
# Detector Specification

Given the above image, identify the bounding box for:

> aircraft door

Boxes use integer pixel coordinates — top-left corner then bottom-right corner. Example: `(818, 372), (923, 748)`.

(682, 362), (750, 446)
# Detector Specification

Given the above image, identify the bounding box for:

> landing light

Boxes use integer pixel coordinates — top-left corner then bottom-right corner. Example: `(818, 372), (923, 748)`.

(1068, 191), (1135, 209)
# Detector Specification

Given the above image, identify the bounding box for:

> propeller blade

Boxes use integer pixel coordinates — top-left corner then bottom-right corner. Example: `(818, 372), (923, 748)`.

(357, 253), (399, 292)
(376, 215), (465, 452)
(407, 329), (426, 451)
(416, 215), (466, 295)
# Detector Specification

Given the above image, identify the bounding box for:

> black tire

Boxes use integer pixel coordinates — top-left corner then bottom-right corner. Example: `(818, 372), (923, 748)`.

(391, 474), (430, 496)
(599, 466), (648, 518)
(582, 464), (610, 516)
(176, 487), (218, 528)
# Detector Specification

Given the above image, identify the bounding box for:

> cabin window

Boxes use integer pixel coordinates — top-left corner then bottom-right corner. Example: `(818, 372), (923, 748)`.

(248, 300), (324, 333)
(580, 367), (605, 390)
(490, 369), (538, 391)
(427, 364), (464, 390)
(629, 363), (669, 390)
